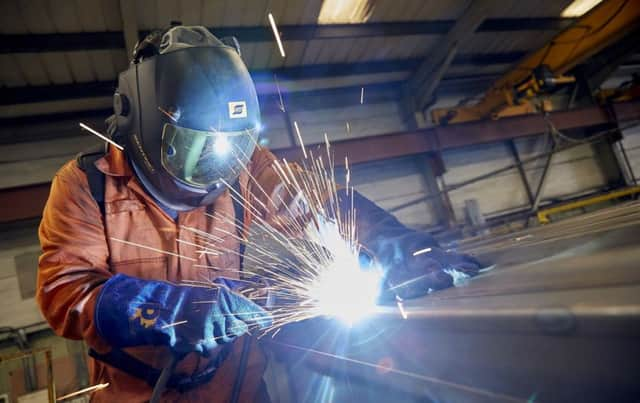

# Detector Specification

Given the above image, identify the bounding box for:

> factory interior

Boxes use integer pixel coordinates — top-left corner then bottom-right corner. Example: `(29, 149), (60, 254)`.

(1, 0), (639, 402)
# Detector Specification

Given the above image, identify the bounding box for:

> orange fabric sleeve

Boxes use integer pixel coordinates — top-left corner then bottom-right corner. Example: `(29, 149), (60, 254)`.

(37, 161), (112, 352)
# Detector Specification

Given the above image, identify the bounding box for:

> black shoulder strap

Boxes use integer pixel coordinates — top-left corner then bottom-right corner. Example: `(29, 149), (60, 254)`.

(76, 144), (107, 216)
(231, 180), (246, 269)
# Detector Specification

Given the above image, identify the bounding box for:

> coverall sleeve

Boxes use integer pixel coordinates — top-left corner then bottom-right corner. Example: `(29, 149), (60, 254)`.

(37, 161), (112, 352)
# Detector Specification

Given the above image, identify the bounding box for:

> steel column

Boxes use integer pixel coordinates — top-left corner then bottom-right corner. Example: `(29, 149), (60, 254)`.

(507, 140), (535, 206)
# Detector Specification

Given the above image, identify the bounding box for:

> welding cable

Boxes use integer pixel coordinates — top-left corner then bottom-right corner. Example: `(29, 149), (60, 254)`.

(150, 353), (180, 403)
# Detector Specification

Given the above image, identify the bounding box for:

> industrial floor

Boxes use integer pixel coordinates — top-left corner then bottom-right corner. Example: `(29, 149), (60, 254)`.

(271, 201), (640, 403)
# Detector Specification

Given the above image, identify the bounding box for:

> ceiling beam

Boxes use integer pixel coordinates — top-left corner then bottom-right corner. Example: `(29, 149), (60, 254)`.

(276, 100), (640, 164)
(0, 75), (500, 140)
(0, 74), (501, 137)
(408, 0), (504, 112)
(1, 52), (524, 106)
(118, 0), (139, 60)
(0, 82), (404, 141)
(2, 99), (637, 223)
(0, 18), (574, 53)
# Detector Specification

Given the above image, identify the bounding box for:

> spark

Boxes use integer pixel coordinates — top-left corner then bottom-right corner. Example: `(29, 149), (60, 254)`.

(79, 123), (124, 150)
(56, 383), (110, 401)
(274, 74), (286, 112)
(158, 106), (179, 122)
(110, 237), (197, 262)
(396, 297), (408, 319)
(161, 320), (188, 329)
(293, 121), (307, 159)
(268, 13), (286, 58)
(360, 87), (365, 104)
(412, 247), (432, 256)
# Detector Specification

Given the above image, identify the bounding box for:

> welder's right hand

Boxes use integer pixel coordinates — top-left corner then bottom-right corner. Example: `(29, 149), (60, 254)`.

(95, 274), (271, 355)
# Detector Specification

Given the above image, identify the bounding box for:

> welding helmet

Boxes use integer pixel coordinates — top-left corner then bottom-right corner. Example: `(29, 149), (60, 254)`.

(112, 25), (260, 211)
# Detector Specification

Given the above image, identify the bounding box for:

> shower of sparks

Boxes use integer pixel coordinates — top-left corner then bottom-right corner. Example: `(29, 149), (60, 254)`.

(56, 383), (110, 401)
(111, 121), (390, 335)
(268, 13), (286, 58)
(198, 133), (387, 331)
(79, 122), (124, 150)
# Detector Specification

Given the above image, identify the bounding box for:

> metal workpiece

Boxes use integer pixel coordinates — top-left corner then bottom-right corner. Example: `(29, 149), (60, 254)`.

(270, 203), (640, 402)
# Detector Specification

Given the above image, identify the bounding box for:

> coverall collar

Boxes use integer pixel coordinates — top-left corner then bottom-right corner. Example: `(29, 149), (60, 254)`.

(94, 144), (198, 221)
(94, 144), (132, 178)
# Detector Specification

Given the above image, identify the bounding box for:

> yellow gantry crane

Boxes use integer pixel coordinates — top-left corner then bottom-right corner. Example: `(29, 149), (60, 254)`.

(431, 0), (640, 125)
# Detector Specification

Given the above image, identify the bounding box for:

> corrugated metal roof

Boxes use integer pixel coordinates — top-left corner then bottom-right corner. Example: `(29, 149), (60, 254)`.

(0, 50), (128, 88)
(0, 0), (593, 116)
(0, 0), (122, 34)
(1, 0), (576, 33)
(491, 0), (574, 18)
(368, 0), (472, 22)
(459, 30), (560, 54)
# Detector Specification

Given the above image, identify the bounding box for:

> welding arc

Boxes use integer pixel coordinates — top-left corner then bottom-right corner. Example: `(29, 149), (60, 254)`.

(270, 341), (527, 402)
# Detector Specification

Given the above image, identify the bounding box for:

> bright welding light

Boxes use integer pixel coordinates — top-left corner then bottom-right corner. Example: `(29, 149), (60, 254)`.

(213, 135), (231, 155)
(311, 260), (382, 326)
(307, 218), (383, 326)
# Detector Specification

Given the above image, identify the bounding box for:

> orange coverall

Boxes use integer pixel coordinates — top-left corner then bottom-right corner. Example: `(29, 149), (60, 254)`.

(37, 145), (286, 402)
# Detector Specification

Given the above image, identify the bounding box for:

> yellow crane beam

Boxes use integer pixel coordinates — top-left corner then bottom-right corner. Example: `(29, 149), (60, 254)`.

(431, 0), (640, 125)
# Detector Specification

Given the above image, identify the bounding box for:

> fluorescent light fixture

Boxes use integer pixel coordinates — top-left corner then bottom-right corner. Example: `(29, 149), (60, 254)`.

(561, 0), (603, 17)
(317, 0), (374, 24)
(268, 13), (286, 58)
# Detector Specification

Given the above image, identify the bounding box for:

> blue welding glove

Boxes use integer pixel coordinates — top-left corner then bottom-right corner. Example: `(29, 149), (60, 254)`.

(336, 189), (481, 301)
(95, 274), (271, 355)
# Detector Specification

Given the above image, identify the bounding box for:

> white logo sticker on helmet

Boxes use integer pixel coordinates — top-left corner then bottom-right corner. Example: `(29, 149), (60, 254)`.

(228, 101), (247, 119)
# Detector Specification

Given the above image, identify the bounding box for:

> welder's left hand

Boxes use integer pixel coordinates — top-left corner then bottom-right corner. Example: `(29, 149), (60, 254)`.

(335, 188), (482, 301)
(376, 230), (482, 301)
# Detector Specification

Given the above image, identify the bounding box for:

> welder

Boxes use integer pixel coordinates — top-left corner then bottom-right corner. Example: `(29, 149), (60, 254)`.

(37, 25), (481, 402)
